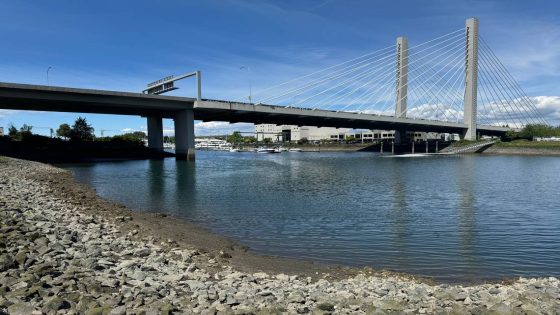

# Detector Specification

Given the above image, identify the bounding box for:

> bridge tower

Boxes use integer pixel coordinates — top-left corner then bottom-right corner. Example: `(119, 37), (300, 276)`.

(394, 36), (408, 144)
(463, 18), (479, 140)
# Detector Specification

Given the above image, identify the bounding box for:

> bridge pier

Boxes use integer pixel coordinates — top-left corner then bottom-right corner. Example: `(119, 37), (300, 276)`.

(174, 109), (195, 161)
(394, 129), (407, 144)
(147, 116), (164, 152)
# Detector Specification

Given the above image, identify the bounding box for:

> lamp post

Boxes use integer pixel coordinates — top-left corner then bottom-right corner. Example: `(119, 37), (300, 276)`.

(46, 66), (52, 86)
(240, 66), (252, 103)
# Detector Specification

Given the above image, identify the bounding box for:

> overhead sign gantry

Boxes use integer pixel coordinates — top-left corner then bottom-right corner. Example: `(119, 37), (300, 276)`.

(142, 71), (201, 101)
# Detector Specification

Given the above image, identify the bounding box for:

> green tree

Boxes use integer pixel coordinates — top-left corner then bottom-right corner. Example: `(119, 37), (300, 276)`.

(70, 117), (95, 141)
(263, 137), (272, 144)
(19, 124), (33, 140)
(226, 131), (244, 144)
(129, 131), (146, 139)
(297, 137), (309, 145)
(518, 124), (560, 139)
(244, 136), (256, 143)
(56, 123), (72, 139)
(8, 124), (18, 137)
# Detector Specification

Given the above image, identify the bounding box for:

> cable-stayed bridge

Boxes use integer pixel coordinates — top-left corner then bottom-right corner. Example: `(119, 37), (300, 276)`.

(0, 18), (548, 160)
(240, 18), (546, 141)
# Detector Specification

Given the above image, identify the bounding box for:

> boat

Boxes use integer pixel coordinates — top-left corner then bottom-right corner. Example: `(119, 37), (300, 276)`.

(194, 138), (232, 151)
(256, 147), (276, 154)
(229, 148), (240, 152)
(288, 148), (303, 152)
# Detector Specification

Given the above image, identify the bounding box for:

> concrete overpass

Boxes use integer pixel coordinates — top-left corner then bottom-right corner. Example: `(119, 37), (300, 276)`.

(0, 82), (509, 160)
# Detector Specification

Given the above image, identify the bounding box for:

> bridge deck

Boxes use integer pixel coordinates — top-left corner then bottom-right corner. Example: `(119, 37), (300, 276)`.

(0, 82), (509, 135)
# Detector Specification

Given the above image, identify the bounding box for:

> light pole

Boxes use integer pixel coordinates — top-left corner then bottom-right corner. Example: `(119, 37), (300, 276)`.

(240, 66), (252, 103)
(47, 66), (52, 86)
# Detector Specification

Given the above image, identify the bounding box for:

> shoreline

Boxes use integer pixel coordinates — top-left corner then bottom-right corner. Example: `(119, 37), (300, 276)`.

(1, 156), (559, 313)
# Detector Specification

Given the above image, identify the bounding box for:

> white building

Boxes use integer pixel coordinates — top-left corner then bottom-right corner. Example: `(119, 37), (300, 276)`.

(255, 124), (444, 143)
(255, 124), (349, 142)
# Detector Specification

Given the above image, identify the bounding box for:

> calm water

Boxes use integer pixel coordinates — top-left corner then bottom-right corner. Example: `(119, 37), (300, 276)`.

(60, 152), (560, 282)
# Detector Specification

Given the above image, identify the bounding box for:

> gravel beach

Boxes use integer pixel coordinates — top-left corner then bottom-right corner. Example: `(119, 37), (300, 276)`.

(0, 156), (559, 314)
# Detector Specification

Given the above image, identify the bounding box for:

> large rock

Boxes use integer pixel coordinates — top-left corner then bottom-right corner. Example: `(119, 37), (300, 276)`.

(0, 254), (15, 271)
(7, 303), (37, 315)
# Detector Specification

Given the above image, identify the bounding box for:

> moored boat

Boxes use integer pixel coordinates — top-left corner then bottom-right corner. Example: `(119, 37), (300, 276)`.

(256, 147), (276, 153)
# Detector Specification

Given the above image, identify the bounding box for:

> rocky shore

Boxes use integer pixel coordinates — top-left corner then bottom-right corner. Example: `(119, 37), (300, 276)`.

(1, 157), (559, 314)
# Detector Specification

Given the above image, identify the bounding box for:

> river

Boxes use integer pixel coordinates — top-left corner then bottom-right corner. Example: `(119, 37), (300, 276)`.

(60, 151), (560, 282)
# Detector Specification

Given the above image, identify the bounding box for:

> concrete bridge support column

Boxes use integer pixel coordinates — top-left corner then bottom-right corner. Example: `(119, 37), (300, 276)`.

(394, 36), (409, 144)
(174, 109), (195, 160)
(463, 18), (479, 140)
(394, 129), (407, 144)
(147, 116), (163, 152)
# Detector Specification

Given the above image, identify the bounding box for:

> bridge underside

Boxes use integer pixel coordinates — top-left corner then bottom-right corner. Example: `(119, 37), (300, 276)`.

(194, 100), (509, 137)
(0, 82), (194, 118)
(0, 82), (510, 158)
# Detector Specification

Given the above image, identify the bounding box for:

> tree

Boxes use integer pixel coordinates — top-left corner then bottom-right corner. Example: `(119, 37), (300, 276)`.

(263, 137), (272, 144)
(70, 117), (95, 141)
(56, 123), (72, 139)
(8, 124), (18, 137)
(132, 131), (146, 139)
(297, 137), (309, 145)
(18, 124), (33, 140)
(244, 136), (256, 143)
(226, 131), (244, 144)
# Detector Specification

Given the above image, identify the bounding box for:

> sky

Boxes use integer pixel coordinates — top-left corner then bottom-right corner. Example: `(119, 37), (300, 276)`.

(1, 0), (559, 136)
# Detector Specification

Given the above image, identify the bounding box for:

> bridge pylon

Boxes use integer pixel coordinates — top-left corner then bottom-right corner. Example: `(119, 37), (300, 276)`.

(394, 36), (409, 144)
(463, 17), (479, 140)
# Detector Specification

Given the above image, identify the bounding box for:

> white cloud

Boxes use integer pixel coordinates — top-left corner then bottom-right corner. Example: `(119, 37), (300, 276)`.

(0, 109), (20, 118)
(532, 96), (560, 119)
(194, 121), (254, 136)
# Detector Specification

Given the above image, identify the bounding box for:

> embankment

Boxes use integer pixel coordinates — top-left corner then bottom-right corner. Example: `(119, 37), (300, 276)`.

(1, 156), (558, 314)
(483, 145), (560, 156)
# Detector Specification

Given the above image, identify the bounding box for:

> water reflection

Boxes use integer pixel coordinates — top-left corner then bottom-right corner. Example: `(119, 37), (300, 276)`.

(456, 157), (478, 276)
(148, 160), (165, 211)
(174, 160), (197, 218)
(389, 162), (409, 268)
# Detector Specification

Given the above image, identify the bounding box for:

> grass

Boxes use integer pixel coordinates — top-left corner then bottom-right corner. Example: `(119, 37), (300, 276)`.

(495, 139), (560, 149)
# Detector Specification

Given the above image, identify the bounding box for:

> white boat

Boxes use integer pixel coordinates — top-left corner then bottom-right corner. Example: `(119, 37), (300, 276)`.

(257, 147), (276, 154)
(195, 138), (232, 151)
(229, 148), (240, 152)
(288, 148), (303, 152)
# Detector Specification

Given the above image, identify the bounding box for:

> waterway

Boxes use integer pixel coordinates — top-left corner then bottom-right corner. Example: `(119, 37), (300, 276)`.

(60, 152), (560, 282)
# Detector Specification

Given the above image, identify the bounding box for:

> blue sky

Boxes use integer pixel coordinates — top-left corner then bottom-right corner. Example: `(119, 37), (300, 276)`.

(1, 0), (559, 136)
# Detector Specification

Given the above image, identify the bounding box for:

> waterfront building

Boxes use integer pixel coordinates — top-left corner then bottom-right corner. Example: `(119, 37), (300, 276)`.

(254, 124), (443, 143)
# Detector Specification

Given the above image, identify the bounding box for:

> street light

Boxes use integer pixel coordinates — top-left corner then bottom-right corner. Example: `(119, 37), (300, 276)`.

(46, 66), (52, 86)
(240, 66), (252, 104)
